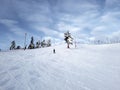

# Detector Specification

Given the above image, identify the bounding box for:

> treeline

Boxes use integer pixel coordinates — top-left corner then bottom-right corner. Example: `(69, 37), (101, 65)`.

(89, 38), (120, 45)
(10, 36), (51, 50)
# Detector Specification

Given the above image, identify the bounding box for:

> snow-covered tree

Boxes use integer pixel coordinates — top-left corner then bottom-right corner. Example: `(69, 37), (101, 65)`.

(10, 40), (16, 50)
(16, 46), (21, 49)
(46, 39), (51, 47)
(64, 31), (73, 48)
(36, 40), (41, 48)
(28, 36), (35, 49)
(41, 40), (46, 48)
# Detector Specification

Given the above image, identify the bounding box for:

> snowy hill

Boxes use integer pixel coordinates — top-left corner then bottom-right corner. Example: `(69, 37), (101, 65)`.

(0, 44), (120, 90)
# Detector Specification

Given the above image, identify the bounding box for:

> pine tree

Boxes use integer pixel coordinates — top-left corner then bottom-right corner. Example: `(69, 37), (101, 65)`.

(36, 40), (41, 48)
(16, 46), (21, 49)
(41, 40), (46, 48)
(47, 39), (51, 47)
(64, 31), (73, 48)
(10, 41), (16, 50)
(28, 36), (35, 49)
(31, 36), (34, 44)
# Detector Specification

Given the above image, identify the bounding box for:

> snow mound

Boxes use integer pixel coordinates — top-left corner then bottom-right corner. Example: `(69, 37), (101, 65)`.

(0, 44), (120, 90)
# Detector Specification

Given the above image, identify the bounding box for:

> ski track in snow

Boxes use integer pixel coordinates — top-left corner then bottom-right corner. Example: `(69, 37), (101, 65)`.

(0, 44), (120, 90)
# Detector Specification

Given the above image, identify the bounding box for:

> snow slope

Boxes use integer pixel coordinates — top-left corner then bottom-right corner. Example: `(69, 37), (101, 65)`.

(0, 44), (120, 90)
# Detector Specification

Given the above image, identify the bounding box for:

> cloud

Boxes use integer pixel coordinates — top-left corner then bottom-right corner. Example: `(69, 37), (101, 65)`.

(91, 26), (107, 37)
(0, 19), (26, 36)
(14, 0), (51, 21)
(108, 30), (120, 39)
(32, 25), (64, 39)
(100, 12), (120, 23)
(57, 21), (80, 31)
(105, 0), (120, 9)
(0, 19), (18, 27)
(54, 0), (100, 14)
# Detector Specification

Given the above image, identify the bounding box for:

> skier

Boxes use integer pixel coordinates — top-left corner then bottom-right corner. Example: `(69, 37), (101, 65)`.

(53, 49), (55, 54)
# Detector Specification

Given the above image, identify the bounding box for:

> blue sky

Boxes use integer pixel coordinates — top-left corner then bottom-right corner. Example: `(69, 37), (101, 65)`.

(0, 0), (120, 49)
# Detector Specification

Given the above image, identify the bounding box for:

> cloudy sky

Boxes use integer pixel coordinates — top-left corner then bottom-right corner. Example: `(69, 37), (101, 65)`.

(0, 0), (120, 49)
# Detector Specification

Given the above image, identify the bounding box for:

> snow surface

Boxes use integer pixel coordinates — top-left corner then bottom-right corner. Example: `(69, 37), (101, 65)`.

(0, 44), (120, 90)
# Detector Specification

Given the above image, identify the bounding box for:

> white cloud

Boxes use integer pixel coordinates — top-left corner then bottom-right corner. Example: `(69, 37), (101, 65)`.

(25, 14), (53, 23)
(109, 30), (120, 39)
(0, 19), (18, 27)
(92, 26), (106, 32)
(100, 12), (120, 23)
(32, 25), (64, 40)
(14, 0), (52, 22)
(105, 0), (120, 7)
(0, 19), (26, 36)
(56, 0), (100, 14)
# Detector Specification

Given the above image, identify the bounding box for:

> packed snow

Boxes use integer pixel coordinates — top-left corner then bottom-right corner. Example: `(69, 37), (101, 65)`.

(0, 44), (120, 90)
